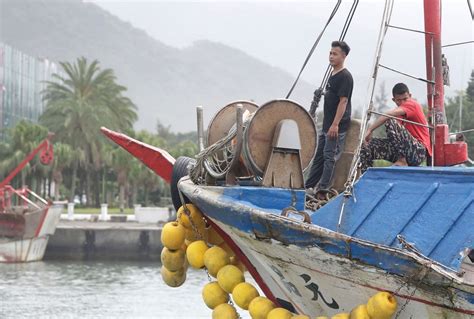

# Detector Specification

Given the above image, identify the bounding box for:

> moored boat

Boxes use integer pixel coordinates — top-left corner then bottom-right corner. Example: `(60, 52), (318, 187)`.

(0, 186), (62, 262)
(102, 0), (473, 317)
(0, 136), (62, 263)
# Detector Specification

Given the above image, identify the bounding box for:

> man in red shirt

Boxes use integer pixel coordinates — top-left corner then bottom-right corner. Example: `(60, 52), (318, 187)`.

(360, 83), (432, 172)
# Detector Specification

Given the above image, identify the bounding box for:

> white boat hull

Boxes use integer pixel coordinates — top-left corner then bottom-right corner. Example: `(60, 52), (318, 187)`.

(0, 206), (62, 262)
(213, 219), (474, 318)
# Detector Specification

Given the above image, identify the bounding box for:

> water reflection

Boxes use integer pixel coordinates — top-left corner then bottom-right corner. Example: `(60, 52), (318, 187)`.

(0, 261), (251, 318)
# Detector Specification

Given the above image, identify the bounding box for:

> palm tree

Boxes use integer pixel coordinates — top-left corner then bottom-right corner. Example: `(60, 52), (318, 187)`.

(128, 158), (142, 207)
(110, 147), (132, 213)
(134, 130), (167, 205)
(0, 120), (49, 187)
(40, 57), (137, 203)
(51, 143), (74, 201)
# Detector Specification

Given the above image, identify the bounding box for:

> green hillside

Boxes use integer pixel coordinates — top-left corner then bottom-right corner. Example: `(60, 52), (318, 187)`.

(1, 0), (313, 131)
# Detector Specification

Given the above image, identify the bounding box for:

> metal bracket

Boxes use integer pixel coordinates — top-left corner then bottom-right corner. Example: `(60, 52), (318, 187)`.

(225, 105), (244, 185)
(281, 207), (311, 223)
(262, 120), (304, 189)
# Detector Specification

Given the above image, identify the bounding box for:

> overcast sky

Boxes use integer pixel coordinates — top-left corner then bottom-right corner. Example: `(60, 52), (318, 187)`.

(89, 0), (473, 106)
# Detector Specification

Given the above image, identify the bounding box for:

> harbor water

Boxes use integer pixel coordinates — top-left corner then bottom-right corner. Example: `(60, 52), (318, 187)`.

(0, 260), (253, 319)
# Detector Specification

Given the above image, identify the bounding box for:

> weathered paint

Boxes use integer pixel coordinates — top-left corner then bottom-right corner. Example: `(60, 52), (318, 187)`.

(0, 205), (62, 262)
(316, 167), (474, 271)
(219, 223), (473, 318)
(179, 170), (474, 318)
(36, 205), (62, 237)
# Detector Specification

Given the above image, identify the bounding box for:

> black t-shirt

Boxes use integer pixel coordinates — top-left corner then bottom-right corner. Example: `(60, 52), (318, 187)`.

(322, 68), (353, 133)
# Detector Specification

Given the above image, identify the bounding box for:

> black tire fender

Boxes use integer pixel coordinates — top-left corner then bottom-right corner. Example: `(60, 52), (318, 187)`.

(170, 156), (195, 210)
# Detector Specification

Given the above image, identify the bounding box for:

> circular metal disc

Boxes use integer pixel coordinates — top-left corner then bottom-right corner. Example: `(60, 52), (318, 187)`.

(244, 99), (317, 176)
(207, 100), (259, 146)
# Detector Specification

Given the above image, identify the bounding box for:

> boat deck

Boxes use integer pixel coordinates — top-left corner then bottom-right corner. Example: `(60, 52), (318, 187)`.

(314, 167), (474, 271)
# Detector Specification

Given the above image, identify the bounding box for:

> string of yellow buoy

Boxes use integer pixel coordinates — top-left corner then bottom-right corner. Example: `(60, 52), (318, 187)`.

(160, 204), (399, 319)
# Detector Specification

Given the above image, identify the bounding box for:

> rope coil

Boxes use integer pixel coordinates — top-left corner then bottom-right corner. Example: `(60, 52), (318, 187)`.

(190, 113), (254, 184)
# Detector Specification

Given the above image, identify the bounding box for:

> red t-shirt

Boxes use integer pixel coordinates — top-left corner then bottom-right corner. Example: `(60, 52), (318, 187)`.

(400, 99), (432, 156)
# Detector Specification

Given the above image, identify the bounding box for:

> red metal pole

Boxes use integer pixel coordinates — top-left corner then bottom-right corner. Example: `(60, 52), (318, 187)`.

(423, 0), (468, 166)
(0, 135), (53, 189)
(423, 0), (444, 121)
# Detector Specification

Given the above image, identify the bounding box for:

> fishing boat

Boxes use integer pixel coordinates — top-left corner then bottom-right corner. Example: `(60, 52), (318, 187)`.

(102, 0), (473, 317)
(0, 136), (62, 262)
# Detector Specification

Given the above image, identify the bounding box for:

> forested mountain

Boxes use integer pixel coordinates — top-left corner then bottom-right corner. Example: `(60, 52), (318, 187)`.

(1, 0), (313, 131)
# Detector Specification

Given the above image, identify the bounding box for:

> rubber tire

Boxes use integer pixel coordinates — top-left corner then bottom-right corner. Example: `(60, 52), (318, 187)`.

(171, 156), (195, 211)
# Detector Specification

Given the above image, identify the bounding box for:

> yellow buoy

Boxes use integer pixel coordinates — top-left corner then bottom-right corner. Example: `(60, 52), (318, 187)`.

(185, 225), (207, 242)
(186, 240), (209, 269)
(204, 246), (231, 277)
(219, 241), (235, 258)
(292, 315), (310, 319)
(177, 204), (206, 229)
(315, 317), (329, 319)
(212, 303), (238, 319)
(161, 222), (186, 250)
(366, 292), (397, 319)
(202, 281), (229, 309)
(349, 304), (370, 319)
(230, 256), (247, 273)
(207, 226), (225, 245)
(160, 266), (186, 287)
(331, 314), (350, 319)
(231, 282), (259, 310)
(217, 265), (245, 293)
(267, 307), (293, 319)
(160, 247), (186, 272)
(248, 296), (275, 319)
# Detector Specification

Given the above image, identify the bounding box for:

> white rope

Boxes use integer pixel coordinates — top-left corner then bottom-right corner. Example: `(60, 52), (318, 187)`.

(190, 112), (254, 183)
(190, 126), (237, 183)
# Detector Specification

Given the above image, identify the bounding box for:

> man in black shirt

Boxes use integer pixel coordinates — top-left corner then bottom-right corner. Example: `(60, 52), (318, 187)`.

(305, 41), (353, 198)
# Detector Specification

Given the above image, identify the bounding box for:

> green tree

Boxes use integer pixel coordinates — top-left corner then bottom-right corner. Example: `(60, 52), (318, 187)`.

(40, 57), (137, 203)
(0, 120), (49, 187)
(445, 70), (474, 159)
(51, 143), (74, 201)
(466, 70), (474, 103)
(110, 147), (132, 213)
(375, 81), (390, 113)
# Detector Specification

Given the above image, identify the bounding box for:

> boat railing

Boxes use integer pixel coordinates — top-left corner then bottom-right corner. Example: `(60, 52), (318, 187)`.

(1, 186), (46, 213)
(25, 189), (48, 206)
(368, 110), (434, 129)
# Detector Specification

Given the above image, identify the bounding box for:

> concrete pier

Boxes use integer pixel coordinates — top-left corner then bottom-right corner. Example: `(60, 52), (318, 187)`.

(45, 219), (163, 261)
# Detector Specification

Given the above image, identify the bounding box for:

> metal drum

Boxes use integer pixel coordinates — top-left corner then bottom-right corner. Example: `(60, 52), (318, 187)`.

(243, 99), (317, 177)
(204, 100), (259, 179)
(206, 100), (258, 146)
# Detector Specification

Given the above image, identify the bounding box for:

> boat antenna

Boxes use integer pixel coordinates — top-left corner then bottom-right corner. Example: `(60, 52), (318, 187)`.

(285, 0), (342, 99)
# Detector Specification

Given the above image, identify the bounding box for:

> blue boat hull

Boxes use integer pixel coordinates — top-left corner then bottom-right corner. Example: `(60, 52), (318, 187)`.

(179, 167), (474, 318)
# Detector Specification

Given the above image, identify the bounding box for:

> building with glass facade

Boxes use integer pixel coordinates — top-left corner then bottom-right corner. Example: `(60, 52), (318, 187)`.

(0, 43), (61, 139)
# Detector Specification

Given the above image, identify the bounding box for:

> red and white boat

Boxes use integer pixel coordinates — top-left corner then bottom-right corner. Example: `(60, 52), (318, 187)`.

(0, 186), (62, 262)
(0, 135), (62, 262)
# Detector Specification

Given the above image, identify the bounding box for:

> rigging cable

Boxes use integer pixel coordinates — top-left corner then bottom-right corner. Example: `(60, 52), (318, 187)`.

(336, 0), (395, 231)
(285, 0), (342, 99)
(442, 40), (474, 48)
(344, 0), (395, 198)
(468, 0), (474, 20)
(309, 0), (360, 118)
